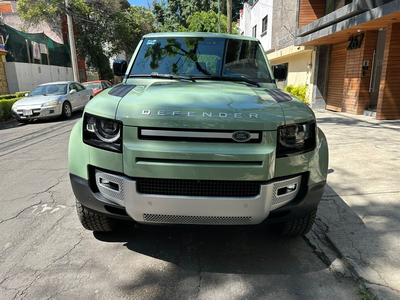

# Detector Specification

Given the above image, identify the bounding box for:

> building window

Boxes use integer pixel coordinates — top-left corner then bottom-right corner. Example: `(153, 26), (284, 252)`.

(262, 15), (268, 34)
(326, 0), (353, 14)
(252, 25), (257, 38)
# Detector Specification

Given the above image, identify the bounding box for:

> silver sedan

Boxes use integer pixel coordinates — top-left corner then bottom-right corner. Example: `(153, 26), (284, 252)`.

(11, 81), (94, 124)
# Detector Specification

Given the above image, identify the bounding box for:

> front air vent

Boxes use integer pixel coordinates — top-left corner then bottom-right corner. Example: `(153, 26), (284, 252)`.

(143, 214), (252, 225)
(136, 178), (264, 198)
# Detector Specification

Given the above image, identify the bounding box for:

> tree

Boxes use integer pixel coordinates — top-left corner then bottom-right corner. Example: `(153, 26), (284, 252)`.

(178, 10), (237, 34)
(152, 0), (243, 32)
(17, 0), (154, 79)
(110, 5), (155, 59)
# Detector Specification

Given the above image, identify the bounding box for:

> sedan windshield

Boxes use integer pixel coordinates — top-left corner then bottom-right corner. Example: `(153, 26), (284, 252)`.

(29, 84), (67, 96)
(130, 37), (274, 84)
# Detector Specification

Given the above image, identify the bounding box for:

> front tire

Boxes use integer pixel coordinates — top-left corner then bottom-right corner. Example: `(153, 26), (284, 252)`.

(274, 209), (317, 236)
(62, 101), (72, 119)
(76, 200), (119, 232)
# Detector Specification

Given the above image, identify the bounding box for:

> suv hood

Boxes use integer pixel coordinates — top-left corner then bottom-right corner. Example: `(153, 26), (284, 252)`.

(113, 80), (286, 131)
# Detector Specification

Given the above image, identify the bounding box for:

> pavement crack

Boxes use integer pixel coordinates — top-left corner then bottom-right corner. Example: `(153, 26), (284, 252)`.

(14, 236), (84, 300)
(0, 180), (61, 225)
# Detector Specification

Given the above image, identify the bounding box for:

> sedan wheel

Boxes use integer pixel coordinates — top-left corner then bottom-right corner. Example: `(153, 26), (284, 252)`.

(62, 101), (72, 119)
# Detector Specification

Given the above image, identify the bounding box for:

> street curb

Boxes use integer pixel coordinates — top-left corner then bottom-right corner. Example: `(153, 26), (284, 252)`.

(315, 217), (398, 300)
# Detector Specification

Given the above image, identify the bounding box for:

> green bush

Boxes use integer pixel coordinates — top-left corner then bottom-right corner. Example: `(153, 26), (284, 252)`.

(0, 98), (23, 122)
(0, 94), (17, 100)
(16, 91), (30, 97)
(285, 84), (308, 104)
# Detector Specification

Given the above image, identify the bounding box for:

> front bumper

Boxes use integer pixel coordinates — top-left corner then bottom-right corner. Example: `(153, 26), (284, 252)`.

(70, 171), (325, 225)
(12, 104), (62, 121)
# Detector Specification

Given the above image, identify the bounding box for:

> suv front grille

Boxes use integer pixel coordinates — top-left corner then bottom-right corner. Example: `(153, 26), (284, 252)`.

(136, 178), (265, 198)
(138, 128), (262, 143)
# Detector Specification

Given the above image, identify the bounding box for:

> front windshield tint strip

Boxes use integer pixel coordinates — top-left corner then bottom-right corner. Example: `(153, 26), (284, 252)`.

(130, 37), (273, 85)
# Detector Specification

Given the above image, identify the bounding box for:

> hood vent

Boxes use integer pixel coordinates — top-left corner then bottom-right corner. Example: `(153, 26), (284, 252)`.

(265, 89), (292, 103)
(108, 84), (136, 97)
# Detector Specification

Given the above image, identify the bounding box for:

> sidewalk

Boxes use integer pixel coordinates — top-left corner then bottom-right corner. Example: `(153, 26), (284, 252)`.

(312, 109), (400, 300)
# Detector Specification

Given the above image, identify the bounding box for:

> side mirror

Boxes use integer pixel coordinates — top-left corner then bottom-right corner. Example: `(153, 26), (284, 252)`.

(25, 93), (29, 97)
(69, 89), (77, 94)
(273, 65), (287, 81)
(113, 59), (128, 76)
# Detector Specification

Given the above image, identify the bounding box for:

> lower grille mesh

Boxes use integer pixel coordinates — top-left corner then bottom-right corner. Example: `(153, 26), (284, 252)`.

(143, 214), (252, 225)
(136, 178), (264, 198)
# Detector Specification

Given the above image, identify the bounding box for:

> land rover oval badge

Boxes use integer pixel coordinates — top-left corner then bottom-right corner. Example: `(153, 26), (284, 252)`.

(232, 131), (251, 142)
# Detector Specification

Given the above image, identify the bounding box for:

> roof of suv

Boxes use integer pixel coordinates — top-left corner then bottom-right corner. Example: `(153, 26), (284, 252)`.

(143, 32), (259, 42)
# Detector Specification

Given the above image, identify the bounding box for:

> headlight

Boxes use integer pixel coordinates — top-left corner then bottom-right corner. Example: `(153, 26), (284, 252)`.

(277, 121), (316, 158)
(12, 103), (18, 110)
(42, 100), (59, 107)
(83, 113), (122, 153)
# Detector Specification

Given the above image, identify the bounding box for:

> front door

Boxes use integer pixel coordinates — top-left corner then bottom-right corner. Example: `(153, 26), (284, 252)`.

(369, 29), (387, 110)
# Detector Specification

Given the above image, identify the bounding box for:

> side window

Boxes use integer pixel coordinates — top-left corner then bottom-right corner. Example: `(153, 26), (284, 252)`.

(69, 83), (75, 92)
(101, 82), (107, 89)
(106, 82), (112, 88)
(76, 83), (85, 91)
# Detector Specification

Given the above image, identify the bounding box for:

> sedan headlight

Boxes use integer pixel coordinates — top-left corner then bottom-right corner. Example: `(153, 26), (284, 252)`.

(83, 113), (122, 153)
(42, 100), (60, 107)
(12, 103), (18, 110)
(277, 121), (316, 158)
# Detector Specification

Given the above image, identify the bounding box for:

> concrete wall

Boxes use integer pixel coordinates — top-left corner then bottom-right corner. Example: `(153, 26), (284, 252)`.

(239, 1), (273, 52)
(3, 14), (63, 44)
(271, 0), (298, 51)
(4, 62), (73, 93)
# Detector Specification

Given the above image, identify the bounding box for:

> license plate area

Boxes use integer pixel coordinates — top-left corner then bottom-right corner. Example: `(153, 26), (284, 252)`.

(23, 110), (33, 116)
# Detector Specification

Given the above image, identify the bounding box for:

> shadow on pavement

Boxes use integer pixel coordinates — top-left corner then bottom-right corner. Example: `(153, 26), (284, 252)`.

(0, 111), (83, 131)
(94, 222), (330, 276)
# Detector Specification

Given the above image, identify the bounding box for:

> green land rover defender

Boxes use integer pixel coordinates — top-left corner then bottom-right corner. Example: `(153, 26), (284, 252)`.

(69, 32), (328, 236)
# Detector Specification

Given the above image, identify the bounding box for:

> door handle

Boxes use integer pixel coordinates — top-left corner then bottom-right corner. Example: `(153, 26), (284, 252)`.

(369, 50), (376, 92)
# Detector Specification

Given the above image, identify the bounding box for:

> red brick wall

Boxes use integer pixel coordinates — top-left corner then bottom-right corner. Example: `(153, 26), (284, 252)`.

(377, 23), (400, 120)
(0, 3), (12, 13)
(342, 31), (378, 114)
(326, 42), (347, 112)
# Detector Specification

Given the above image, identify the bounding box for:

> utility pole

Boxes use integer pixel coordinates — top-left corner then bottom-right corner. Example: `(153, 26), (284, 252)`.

(65, 0), (79, 82)
(227, 0), (232, 34)
(218, 0), (221, 33)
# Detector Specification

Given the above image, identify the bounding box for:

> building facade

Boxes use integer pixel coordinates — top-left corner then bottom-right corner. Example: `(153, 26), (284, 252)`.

(239, 0), (317, 103)
(296, 0), (400, 119)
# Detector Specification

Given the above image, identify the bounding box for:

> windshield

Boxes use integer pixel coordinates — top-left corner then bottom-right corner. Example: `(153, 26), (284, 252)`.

(130, 36), (274, 84)
(29, 84), (67, 96)
(83, 82), (102, 90)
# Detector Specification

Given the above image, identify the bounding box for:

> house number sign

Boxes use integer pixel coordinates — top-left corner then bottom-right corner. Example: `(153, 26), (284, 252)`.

(347, 33), (364, 50)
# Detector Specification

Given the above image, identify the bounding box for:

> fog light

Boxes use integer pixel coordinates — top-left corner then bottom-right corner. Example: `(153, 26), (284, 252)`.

(277, 184), (297, 196)
(99, 178), (119, 191)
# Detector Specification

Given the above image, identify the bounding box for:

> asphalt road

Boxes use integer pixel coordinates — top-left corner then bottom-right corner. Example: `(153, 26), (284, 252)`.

(0, 113), (361, 300)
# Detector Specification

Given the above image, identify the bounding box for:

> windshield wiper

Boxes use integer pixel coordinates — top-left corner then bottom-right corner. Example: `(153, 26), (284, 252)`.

(129, 73), (195, 82)
(151, 72), (196, 82)
(193, 76), (261, 87)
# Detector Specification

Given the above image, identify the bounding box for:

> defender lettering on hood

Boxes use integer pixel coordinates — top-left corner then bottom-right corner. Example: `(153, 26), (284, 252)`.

(142, 110), (259, 118)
